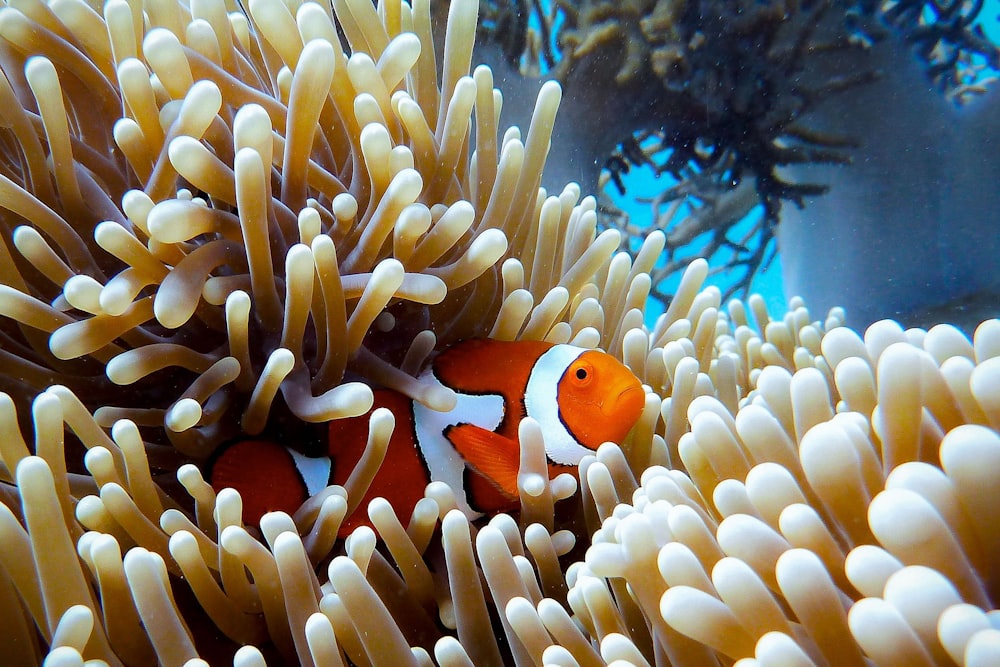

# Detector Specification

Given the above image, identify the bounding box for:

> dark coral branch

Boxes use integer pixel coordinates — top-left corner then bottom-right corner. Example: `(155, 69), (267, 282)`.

(474, 0), (999, 302)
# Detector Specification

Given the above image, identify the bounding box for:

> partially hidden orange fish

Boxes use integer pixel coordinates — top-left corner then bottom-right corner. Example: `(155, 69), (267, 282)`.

(209, 338), (645, 534)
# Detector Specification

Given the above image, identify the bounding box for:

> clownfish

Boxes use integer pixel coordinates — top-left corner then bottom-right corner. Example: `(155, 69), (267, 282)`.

(209, 339), (645, 534)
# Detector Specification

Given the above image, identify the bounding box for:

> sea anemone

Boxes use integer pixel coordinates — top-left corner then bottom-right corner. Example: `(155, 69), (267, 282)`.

(571, 306), (1000, 666)
(0, 0), (997, 665)
(0, 0), (615, 436)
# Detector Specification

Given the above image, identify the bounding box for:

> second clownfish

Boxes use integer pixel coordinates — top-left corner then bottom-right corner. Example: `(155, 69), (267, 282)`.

(209, 338), (645, 534)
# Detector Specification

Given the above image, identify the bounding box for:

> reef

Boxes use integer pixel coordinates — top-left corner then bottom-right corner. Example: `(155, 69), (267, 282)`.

(477, 0), (1000, 315)
(0, 0), (998, 665)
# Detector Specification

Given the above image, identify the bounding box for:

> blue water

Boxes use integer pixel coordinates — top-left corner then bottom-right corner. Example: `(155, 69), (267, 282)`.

(523, 1), (1000, 326)
(605, 175), (787, 326)
(605, 2), (1000, 327)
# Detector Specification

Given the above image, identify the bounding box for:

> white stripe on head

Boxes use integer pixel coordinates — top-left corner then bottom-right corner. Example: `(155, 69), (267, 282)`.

(523, 344), (595, 465)
(288, 449), (332, 497)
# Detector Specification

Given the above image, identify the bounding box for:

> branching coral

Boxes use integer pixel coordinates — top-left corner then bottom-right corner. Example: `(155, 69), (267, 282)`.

(879, 0), (1000, 99)
(478, 0), (1000, 309)
(471, 0), (874, 307)
(0, 0), (998, 665)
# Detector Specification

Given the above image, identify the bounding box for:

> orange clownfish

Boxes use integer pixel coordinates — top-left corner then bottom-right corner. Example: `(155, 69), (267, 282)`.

(209, 339), (645, 534)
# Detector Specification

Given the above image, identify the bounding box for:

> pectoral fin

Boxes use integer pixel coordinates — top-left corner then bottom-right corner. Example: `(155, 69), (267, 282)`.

(446, 423), (519, 499)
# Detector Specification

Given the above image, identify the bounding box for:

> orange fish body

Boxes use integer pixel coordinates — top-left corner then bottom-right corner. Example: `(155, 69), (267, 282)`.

(209, 339), (645, 532)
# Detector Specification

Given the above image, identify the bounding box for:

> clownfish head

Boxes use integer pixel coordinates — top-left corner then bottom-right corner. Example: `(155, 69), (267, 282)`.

(525, 345), (645, 465)
(557, 349), (645, 450)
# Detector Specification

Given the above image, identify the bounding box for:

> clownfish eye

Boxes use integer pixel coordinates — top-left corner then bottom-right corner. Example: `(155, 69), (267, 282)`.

(570, 361), (593, 385)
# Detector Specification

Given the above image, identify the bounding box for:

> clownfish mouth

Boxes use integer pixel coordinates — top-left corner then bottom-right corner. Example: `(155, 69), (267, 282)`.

(603, 384), (644, 416)
(619, 386), (642, 400)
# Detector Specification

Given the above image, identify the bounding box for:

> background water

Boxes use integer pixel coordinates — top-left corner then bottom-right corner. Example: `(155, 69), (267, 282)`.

(606, 176), (786, 325)
(595, 0), (1000, 328)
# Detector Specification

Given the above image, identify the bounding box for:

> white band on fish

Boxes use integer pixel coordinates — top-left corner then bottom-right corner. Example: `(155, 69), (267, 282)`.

(413, 372), (504, 518)
(524, 344), (598, 466)
(288, 448), (333, 497)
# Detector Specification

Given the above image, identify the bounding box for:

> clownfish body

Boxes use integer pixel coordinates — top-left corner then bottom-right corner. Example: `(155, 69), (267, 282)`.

(209, 339), (645, 533)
